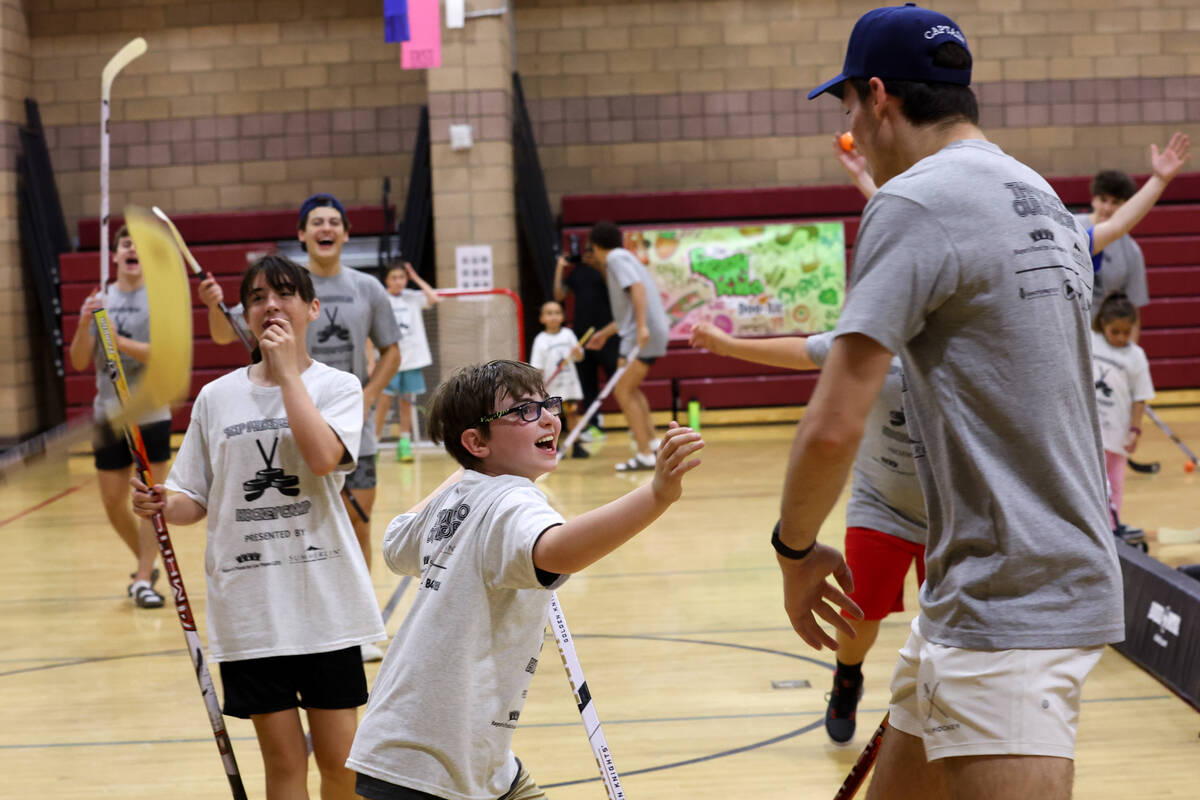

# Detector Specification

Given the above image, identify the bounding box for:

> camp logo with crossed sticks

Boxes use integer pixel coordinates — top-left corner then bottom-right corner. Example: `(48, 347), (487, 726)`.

(242, 436), (300, 501)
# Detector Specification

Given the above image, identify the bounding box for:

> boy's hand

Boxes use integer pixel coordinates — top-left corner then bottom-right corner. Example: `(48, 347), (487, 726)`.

(636, 323), (650, 350)
(570, 345), (583, 360)
(198, 275), (225, 309)
(80, 288), (105, 316)
(689, 321), (731, 355)
(404, 261), (418, 280)
(130, 475), (167, 519)
(650, 421), (704, 504)
(588, 329), (611, 350)
(259, 316), (300, 383)
(1151, 131), (1191, 183)
(832, 132), (869, 180)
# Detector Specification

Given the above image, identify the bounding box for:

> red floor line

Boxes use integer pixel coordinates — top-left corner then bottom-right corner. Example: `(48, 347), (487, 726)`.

(0, 483), (86, 529)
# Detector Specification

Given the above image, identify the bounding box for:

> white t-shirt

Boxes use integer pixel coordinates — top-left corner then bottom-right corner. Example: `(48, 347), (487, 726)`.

(529, 328), (584, 401)
(1090, 330), (1155, 456)
(390, 289), (433, 371)
(165, 361), (385, 662)
(348, 471), (568, 800)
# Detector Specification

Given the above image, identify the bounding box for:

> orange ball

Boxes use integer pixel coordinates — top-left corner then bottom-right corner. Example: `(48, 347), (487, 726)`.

(1186, 461), (1196, 474)
(839, 131), (855, 152)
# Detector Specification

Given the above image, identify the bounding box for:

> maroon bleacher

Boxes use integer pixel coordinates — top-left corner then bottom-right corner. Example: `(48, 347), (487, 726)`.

(565, 176), (1200, 414)
(61, 205), (388, 431)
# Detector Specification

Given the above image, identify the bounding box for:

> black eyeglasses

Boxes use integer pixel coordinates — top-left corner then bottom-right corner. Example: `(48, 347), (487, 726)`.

(479, 396), (563, 424)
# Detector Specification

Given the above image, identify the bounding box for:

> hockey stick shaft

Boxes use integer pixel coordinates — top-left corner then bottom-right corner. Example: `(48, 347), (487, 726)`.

(152, 206), (257, 353)
(381, 575), (413, 625)
(557, 348), (638, 461)
(343, 486), (370, 523)
(833, 712), (889, 800)
(545, 327), (595, 387)
(95, 310), (248, 800)
(548, 593), (627, 800)
(1145, 406), (1199, 465)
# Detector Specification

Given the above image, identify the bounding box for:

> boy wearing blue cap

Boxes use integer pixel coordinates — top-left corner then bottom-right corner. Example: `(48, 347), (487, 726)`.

(777, 5), (1122, 798)
(210, 195), (400, 663)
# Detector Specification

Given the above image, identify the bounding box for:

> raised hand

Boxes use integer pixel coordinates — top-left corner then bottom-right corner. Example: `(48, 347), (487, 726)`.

(650, 421), (704, 504)
(258, 315), (300, 384)
(80, 288), (105, 316)
(198, 275), (225, 309)
(1151, 131), (1191, 183)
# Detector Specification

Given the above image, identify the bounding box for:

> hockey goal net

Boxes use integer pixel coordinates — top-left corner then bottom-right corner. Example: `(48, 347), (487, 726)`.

(381, 288), (526, 446)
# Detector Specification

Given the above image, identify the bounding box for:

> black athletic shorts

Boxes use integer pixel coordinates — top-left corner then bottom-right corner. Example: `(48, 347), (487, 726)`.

(219, 646), (368, 719)
(93, 419), (172, 471)
(344, 453), (377, 491)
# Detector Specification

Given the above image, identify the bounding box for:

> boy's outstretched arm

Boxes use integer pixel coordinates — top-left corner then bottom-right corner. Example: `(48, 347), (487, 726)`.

(532, 423), (704, 574)
(689, 321), (818, 371)
(1092, 131), (1191, 253)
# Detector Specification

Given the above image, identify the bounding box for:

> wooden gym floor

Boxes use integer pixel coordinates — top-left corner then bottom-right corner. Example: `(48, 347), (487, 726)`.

(1, 411), (1198, 798)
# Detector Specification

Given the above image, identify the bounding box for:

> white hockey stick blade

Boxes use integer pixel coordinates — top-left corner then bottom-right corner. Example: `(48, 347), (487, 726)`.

(101, 37), (147, 97)
(152, 206), (205, 275)
(1157, 527), (1200, 545)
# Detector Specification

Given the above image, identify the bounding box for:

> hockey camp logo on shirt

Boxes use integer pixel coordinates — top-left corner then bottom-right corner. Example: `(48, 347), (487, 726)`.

(243, 436), (300, 501)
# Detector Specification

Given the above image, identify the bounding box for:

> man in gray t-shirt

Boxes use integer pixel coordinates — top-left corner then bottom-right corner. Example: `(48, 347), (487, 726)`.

(586, 222), (670, 472)
(784, 6), (1122, 798)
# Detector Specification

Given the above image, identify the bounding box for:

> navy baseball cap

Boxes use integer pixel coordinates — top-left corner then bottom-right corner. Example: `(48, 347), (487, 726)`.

(807, 3), (971, 100)
(298, 193), (348, 228)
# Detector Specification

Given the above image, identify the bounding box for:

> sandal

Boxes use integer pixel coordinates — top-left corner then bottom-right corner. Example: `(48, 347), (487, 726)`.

(615, 454), (655, 472)
(129, 580), (164, 608)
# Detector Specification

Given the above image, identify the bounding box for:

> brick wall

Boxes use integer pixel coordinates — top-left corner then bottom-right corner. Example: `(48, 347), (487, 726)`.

(29, 0), (426, 238)
(513, 0), (1200, 209)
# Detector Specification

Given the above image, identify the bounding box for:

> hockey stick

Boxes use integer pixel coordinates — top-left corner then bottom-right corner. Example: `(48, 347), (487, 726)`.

(556, 348), (638, 462)
(1157, 527), (1200, 545)
(343, 486), (370, 523)
(833, 712), (889, 800)
(548, 593), (627, 800)
(152, 206), (256, 352)
(1145, 406), (1199, 467)
(545, 327), (594, 387)
(99, 37), (147, 288)
(100, 208), (248, 799)
(1127, 459), (1160, 474)
(381, 575), (413, 625)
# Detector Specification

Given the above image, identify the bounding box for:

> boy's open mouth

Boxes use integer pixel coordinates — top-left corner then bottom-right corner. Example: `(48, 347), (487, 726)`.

(535, 434), (555, 451)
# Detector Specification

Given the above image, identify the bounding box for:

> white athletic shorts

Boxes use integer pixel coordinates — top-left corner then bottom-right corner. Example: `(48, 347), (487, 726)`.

(888, 617), (1104, 761)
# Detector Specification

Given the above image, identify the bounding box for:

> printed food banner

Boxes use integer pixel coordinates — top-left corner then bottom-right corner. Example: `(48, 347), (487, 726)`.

(620, 221), (846, 338)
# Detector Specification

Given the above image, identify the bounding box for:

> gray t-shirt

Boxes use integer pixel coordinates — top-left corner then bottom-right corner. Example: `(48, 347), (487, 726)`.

(1073, 211), (1149, 315)
(806, 333), (926, 544)
(232, 266), (400, 456)
(605, 247), (669, 358)
(348, 471), (567, 799)
(92, 283), (171, 424)
(836, 139), (1122, 651)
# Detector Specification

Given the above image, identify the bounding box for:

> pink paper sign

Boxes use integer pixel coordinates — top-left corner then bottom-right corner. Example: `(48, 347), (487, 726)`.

(401, 0), (441, 69)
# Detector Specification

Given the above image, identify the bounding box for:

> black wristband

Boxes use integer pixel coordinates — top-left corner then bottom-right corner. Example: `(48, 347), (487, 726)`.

(771, 520), (816, 560)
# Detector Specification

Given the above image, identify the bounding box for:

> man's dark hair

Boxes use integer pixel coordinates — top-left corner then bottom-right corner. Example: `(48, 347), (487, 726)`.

(1090, 170), (1137, 202)
(1093, 292), (1138, 332)
(588, 221), (624, 251)
(113, 225), (130, 243)
(428, 360), (548, 470)
(843, 42), (978, 126)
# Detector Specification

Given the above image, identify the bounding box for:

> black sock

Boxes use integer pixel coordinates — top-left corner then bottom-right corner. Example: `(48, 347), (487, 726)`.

(835, 660), (863, 680)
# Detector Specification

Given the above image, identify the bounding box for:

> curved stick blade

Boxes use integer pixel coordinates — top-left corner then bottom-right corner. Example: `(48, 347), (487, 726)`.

(101, 37), (148, 95)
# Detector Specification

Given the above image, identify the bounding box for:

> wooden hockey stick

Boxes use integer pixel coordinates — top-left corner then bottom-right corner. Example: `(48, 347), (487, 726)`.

(152, 206), (257, 353)
(548, 593), (627, 800)
(99, 208), (248, 799)
(99, 37), (147, 288)
(545, 327), (594, 387)
(1145, 406), (1199, 467)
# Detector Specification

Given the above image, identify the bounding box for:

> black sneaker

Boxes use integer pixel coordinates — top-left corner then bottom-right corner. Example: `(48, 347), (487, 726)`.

(1113, 523), (1147, 551)
(825, 670), (863, 744)
(571, 442), (590, 459)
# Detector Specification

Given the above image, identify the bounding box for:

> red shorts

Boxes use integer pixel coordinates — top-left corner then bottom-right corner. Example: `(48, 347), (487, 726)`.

(842, 527), (926, 621)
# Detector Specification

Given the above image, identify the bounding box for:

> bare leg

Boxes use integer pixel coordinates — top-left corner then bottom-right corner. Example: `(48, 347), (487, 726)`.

(837, 618), (882, 664)
(372, 394), (393, 439)
(864, 726), (948, 800)
(612, 360), (653, 455)
(342, 488), (375, 571)
(251, 708), (310, 800)
(398, 396), (414, 437)
(943, 755), (1074, 800)
(97, 465), (156, 582)
(307, 707), (359, 800)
